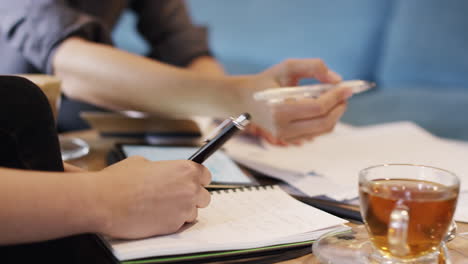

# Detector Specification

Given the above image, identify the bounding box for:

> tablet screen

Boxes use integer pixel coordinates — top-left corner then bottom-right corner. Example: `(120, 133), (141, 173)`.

(120, 145), (255, 185)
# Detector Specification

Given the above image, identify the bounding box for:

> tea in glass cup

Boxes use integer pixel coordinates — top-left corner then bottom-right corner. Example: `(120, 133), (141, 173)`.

(359, 164), (459, 263)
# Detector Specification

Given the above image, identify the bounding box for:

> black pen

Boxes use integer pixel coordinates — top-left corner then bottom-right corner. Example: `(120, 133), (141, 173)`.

(189, 113), (251, 164)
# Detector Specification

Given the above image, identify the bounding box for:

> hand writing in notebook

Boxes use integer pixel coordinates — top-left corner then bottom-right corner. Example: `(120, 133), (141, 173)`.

(95, 156), (212, 239)
(108, 186), (349, 261)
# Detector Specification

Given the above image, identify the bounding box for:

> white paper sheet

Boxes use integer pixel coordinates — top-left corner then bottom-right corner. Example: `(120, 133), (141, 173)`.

(224, 122), (468, 199)
(455, 191), (468, 223)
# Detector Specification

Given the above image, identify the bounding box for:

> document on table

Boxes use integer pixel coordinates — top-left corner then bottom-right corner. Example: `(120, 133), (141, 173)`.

(224, 122), (468, 200)
(455, 191), (468, 223)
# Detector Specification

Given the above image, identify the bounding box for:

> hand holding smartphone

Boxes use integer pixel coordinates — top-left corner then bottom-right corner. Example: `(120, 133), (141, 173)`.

(253, 80), (375, 103)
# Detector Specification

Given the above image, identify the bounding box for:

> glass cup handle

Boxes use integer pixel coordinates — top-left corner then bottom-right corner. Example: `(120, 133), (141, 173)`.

(388, 202), (410, 257)
(445, 221), (457, 242)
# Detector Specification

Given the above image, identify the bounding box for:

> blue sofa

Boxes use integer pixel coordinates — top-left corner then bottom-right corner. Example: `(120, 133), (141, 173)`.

(113, 0), (468, 141)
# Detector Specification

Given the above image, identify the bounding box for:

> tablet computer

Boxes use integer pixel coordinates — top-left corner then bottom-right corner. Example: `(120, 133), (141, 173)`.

(114, 143), (259, 187)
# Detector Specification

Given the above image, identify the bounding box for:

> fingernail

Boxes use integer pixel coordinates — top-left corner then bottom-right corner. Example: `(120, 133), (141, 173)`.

(327, 70), (342, 83)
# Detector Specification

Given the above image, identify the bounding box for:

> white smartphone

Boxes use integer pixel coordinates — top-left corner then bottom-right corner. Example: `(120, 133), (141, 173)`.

(253, 80), (375, 103)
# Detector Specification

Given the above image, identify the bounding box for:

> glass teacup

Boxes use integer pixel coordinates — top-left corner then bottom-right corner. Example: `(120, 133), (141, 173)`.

(359, 164), (459, 263)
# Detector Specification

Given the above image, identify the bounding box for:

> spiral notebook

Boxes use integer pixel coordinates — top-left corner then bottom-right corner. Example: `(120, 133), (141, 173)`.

(105, 185), (349, 262)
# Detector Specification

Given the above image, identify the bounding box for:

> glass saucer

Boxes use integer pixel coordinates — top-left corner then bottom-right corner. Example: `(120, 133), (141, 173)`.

(313, 226), (446, 264)
(313, 225), (375, 264)
(59, 136), (90, 161)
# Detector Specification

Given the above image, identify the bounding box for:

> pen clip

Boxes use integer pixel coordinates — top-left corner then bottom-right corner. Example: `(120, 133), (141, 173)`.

(203, 118), (232, 143)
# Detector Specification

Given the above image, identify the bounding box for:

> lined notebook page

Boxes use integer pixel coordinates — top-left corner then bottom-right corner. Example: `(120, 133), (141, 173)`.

(109, 186), (348, 261)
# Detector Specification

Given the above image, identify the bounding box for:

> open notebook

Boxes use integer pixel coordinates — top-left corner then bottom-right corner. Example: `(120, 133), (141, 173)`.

(105, 186), (349, 262)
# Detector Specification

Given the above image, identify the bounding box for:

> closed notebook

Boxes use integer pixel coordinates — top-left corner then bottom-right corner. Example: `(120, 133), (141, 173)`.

(80, 111), (201, 140)
(105, 185), (349, 262)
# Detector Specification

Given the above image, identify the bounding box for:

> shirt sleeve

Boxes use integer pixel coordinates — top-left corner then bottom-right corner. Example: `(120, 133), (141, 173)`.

(130, 0), (212, 67)
(0, 0), (112, 74)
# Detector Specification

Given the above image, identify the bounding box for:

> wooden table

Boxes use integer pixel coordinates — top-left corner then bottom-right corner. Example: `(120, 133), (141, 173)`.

(63, 130), (468, 264)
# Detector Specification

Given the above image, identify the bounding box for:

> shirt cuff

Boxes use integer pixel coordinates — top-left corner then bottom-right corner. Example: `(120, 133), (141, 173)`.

(44, 15), (112, 74)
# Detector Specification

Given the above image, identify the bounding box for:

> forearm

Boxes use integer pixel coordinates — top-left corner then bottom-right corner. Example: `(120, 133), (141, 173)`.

(187, 56), (225, 76)
(0, 168), (102, 245)
(53, 38), (243, 118)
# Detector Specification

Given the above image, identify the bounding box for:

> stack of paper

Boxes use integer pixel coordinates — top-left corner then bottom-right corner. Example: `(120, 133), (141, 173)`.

(224, 122), (468, 200)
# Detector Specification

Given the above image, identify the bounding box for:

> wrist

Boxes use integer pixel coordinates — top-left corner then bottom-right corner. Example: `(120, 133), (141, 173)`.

(75, 172), (109, 235)
(228, 74), (280, 133)
(221, 75), (257, 117)
(187, 56), (225, 76)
